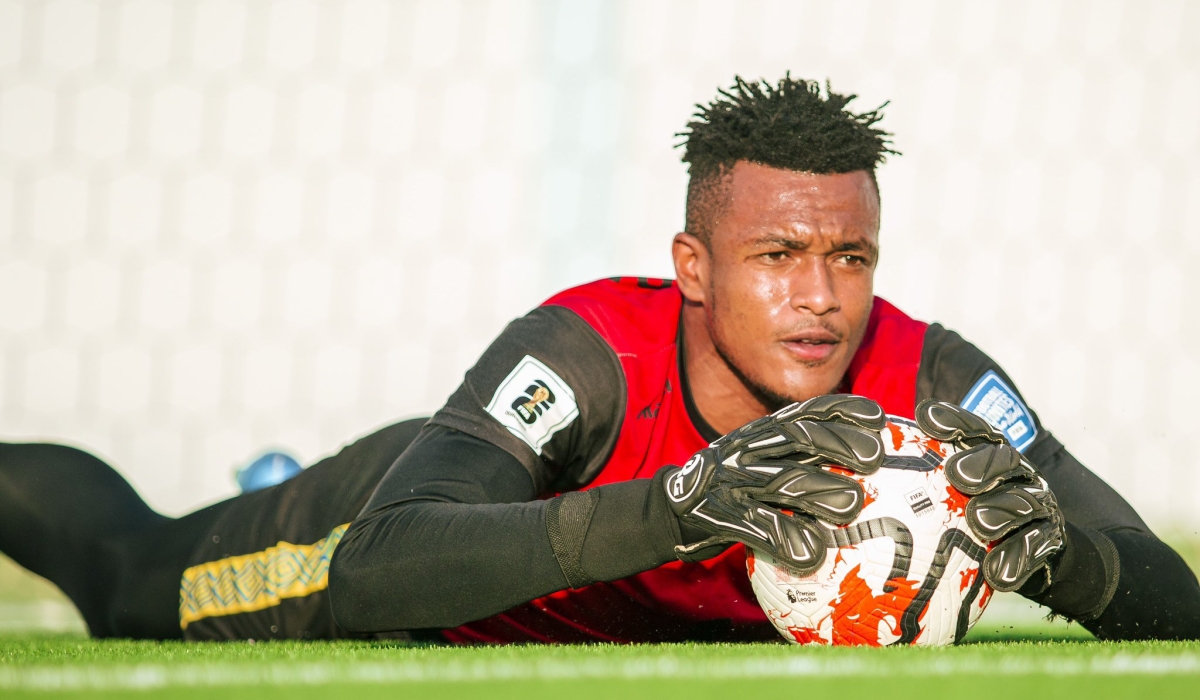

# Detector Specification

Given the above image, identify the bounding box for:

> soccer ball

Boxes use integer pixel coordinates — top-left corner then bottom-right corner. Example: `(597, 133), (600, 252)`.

(748, 416), (992, 646)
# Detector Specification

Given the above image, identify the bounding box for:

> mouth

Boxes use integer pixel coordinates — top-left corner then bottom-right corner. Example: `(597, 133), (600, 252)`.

(779, 329), (842, 363)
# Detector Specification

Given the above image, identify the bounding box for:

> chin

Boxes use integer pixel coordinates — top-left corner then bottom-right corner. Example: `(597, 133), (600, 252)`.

(749, 374), (837, 410)
(780, 370), (845, 403)
(718, 340), (847, 410)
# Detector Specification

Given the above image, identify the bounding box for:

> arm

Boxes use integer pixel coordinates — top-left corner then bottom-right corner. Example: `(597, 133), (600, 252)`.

(331, 395), (893, 633)
(328, 425), (682, 632)
(328, 306), (683, 632)
(918, 324), (1200, 639)
(1025, 436), (1200, 640)
(328, 302), (889, 634)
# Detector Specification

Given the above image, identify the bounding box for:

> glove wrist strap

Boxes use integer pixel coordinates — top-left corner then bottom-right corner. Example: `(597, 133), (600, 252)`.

(1027, 521), (1120, 620)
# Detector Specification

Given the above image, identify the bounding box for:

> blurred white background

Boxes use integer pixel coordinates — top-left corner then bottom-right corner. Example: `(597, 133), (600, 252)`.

(0, 0), (1196, 529)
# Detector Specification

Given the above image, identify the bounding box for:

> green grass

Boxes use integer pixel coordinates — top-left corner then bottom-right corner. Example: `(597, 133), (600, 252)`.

(2, 635), (1199, 699)
(3, 544), (1200, 699)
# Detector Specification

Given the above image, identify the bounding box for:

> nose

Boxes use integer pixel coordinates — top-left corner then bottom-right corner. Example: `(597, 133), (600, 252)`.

(788, 255), (839, 316)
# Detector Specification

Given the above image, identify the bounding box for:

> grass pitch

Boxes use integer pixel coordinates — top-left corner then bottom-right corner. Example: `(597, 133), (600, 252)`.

(2, 634), (1200, 700)
(4, 551), (1200, 699)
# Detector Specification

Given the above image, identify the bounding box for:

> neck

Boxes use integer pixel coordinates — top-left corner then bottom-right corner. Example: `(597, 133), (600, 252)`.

(680, 301), (775, 435)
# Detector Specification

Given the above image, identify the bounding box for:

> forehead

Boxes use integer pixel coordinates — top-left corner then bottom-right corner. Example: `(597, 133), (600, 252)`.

(716, 161), (880, 242)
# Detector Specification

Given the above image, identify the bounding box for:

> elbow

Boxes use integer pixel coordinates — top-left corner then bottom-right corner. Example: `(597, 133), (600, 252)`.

(328, 531), (382, 634)
(328, 518), (447, 633)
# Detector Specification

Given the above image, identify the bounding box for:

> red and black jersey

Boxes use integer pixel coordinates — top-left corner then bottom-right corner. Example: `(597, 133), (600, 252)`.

(179, 276), (1193, 643)
(6, 273), (1192, 644)
(414, 278), (1135, 644)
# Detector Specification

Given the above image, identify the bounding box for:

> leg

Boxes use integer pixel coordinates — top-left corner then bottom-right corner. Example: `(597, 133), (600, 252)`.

(0, 443), (227, 638)
(181, 418), (429, 640)
(1, 418), (429, 640)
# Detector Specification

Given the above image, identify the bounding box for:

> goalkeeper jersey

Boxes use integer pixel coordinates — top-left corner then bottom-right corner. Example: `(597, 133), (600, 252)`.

(431, 277), (932, 643)
(186, 276), (1166, 642)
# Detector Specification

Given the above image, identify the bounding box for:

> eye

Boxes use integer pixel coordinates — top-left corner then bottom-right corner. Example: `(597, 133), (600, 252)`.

(837, 254), (868, 267)
(760, 251), (790, 263)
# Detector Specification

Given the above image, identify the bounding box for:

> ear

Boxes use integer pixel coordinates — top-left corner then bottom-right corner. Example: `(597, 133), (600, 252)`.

(672, 232), (709, 304)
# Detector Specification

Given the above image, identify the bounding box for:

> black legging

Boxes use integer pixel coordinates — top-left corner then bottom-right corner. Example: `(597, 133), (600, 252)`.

(0, 419), (427, 640)
(0, 443), (233, 638)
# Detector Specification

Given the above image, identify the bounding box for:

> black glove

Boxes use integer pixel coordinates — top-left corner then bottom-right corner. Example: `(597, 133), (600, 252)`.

(915, 399), (1065, 593)
(662, 395), (887, 574)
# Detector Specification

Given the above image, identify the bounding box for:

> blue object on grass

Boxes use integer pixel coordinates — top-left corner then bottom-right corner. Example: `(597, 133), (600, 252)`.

(236, 451), (304, 493)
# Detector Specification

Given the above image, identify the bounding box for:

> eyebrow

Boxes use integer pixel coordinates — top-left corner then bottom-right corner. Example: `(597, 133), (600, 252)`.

(749, 235), (807, 250)
(831, 239), (879, 259)
(749, 235), (879, 259)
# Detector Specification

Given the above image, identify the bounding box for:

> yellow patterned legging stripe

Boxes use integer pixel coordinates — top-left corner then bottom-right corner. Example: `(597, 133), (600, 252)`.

(179, 523), (349, 629)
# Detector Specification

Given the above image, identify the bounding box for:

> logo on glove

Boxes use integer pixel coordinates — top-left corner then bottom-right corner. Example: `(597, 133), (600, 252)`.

(667, 452), (706, 503)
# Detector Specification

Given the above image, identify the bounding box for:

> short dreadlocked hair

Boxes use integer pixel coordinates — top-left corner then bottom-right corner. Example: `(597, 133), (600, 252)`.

(678, 75), (897, 244)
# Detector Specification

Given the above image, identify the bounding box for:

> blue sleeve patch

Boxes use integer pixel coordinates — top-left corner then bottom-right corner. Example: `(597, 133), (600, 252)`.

(960, 370), (1038, 452)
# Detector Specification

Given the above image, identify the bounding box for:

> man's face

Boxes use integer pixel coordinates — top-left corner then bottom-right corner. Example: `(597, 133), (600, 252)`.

(698, 162), (880, 407)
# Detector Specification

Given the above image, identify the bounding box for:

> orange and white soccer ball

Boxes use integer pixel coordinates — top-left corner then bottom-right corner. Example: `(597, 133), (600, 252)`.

(748, 415), (992, 646)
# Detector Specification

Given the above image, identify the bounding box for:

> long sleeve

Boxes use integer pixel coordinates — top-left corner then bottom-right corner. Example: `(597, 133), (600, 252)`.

(327, 425), (682, 632)
(917, 323), (1200, 639)
(1022, 438), (1200, 639)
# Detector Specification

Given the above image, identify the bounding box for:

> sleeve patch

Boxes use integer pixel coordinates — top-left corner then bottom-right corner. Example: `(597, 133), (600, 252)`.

(485, 355), (580, 455)
(960, 370), (1038, 452)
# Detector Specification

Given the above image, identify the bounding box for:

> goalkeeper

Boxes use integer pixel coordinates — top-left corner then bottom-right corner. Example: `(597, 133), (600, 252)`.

(1, 76), (1197, 643)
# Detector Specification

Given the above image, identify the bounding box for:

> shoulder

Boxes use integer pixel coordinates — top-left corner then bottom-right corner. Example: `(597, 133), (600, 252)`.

(850, 300), (994, 385)
(542, 277), (681, 354)
(428, 297), (629, 492)
(918, 325), (990, 390)
(917, 324), (1041, 453)
(916, 324), (1004, 404)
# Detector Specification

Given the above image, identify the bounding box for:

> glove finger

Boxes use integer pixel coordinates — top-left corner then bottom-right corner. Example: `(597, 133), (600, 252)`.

(774, 394), (887, 430)
(673, 537), (735, 563)
(965, 482), (1055, 542)
(774, 420), (884, 473)
(719, 414), (775, 445)
(982, 520), (1065, 593)
(944, 443), (1029, 495)
(751, 467), (865, 525)
(679, 494), (777, 554)
(679, 494), (828, 574)
(915, 399), (1004, 446)
(749, 504), (829, 575)
(726, 425), (813, 462)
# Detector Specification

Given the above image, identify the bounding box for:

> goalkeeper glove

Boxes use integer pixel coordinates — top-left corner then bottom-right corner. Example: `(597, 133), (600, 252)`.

(915, 399), (1065, 593)
(662, 394), (887, 574)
